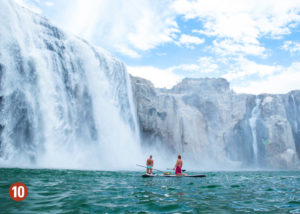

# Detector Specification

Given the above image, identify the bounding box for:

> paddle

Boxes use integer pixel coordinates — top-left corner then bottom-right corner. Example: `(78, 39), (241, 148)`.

(136, 164), (165, 173)
(166, 168), (186, 172)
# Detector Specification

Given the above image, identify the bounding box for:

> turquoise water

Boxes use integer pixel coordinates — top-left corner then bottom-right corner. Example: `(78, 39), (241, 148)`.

(0, 168), (299, 213)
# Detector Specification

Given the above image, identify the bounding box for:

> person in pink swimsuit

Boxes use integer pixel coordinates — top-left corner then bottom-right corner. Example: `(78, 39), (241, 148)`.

(173, 155), (186, 176)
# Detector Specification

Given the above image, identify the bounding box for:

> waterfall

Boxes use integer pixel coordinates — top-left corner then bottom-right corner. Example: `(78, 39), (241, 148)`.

(291, 94), (298, 131)
(249, 97), (261, 165)
(0, 0), (143, 169)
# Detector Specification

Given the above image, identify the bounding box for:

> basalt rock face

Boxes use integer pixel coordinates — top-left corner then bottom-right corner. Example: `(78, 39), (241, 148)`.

(131, 76), (300, 169)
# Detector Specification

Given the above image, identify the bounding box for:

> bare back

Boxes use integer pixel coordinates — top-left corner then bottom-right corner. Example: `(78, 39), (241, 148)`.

(176, 159), (183, 167)
(147, 158), (153, 166)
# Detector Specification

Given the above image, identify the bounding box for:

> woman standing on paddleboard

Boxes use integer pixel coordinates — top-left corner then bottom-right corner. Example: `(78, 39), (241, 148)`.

(174, 155), (187, 176)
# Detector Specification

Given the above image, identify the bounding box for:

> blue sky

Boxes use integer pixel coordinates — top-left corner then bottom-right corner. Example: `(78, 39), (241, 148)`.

(16, 0), (300, 93)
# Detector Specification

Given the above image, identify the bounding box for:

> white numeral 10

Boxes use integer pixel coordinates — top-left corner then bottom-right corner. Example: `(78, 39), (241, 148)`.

(12, 186), (25, 198)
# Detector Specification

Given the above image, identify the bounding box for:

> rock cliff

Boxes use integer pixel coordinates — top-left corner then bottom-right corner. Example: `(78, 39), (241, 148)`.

(131, 76), (300, 169)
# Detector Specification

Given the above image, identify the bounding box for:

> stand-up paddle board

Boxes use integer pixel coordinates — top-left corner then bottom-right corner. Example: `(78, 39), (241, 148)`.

(142, 174), (157, 177)
(164, 174), (206, 177)
(142, 174), (206, 178)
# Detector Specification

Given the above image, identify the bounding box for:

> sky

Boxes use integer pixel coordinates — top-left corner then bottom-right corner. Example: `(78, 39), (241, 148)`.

(16, 0), (300, 94)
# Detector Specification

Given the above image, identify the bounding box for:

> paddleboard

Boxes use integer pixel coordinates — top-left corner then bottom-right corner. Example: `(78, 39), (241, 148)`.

(142, 174), (206, 178)
(164, 174), (206, 177)
(142, 174), (156, 177)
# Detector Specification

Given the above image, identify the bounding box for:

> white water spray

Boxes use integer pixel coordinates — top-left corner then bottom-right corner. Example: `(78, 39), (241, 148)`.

(0, 0), (144, 170)
(249, 97), (261, 165)
(291, 94), (298, 131)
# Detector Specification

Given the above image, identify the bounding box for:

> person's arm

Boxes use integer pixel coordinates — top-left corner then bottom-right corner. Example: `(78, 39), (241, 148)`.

(151, 160), (154, 167)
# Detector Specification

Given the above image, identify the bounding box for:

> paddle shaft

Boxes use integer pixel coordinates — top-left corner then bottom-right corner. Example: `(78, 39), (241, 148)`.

(136, 164), (164, 173)
(166, 168), (186, 172)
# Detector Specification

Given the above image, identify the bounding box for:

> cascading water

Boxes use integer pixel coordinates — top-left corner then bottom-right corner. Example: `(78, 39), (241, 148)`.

(249, 97), (261, 166)
(0, 0), (144, 169)
(291, 94), (298, 131)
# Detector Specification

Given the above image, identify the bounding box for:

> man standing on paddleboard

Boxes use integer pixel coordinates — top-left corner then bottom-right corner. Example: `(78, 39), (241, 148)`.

(173, 155), (186, 175)
(146, 155), (154, 175)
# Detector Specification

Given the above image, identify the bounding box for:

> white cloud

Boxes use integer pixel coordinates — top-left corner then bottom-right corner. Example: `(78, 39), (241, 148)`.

(197, 56), (219, 73)
(128, 60), (300, 94)
(282, 41), (300, 53)
(222, 57), (281, 81)
(173, 0), (300, 40)
(16, 0), (300, 61)
(44, 1), (54, 7)
(213, 39), (266, 57)
(117, 46), (140, 58)
(127, 57), (219, 88)
(12, 0), (300, 94)
(176, 34), (204, 49)
(50, 0), (179, 58)
(127, 66), (183, 89)
(233, 62), (300, 94)
(156, 52), (167, 56)
(171, 56), (218, 74)
(172, 63), (200, 72)
(173, 0), (300, 56)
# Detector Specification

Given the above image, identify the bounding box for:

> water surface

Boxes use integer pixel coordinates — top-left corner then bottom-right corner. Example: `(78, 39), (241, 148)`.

(0, 168), (299, 213)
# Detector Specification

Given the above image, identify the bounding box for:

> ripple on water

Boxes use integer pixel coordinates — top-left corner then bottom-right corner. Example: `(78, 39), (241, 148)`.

(0, 169), (299, 213)
(201, 184), (221, 189)
(288, 200), (300, 205)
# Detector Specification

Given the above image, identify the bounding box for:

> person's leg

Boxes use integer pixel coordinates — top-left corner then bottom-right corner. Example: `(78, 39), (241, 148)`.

(147, 167), (149, 174)
(150, 167), (152, 175)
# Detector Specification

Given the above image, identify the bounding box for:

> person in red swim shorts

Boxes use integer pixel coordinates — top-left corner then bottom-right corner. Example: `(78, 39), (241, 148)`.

(173, 155), (186, 176)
